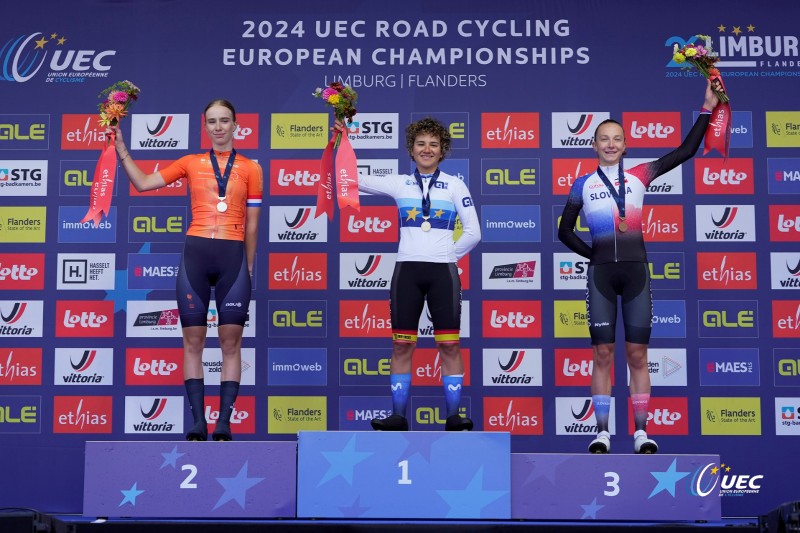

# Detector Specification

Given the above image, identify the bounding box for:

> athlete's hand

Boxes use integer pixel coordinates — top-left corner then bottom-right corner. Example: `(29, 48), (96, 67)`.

(331, 119), (346, 134)
(703, 78), (721, 110)
(106, 126), (129, 156)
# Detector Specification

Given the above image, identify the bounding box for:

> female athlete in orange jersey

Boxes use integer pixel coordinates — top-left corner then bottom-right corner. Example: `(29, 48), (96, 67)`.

(111, 99), (263, 441)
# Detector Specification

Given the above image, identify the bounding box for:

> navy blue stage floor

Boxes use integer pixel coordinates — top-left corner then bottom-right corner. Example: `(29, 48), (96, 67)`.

(0, 511), (764, 533)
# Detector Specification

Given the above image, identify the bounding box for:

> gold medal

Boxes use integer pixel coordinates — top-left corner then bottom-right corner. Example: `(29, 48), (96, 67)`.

(618, 220), (628, 232)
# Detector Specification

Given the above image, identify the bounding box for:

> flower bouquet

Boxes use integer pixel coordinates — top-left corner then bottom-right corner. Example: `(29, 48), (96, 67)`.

(313, 82), (360, 220)
(673, 36), (731, 157)
(672, 36), (728, 103)
(97, 80), (141, 127)
(81, 80), (141, 226)
(313, 82), (358, 124)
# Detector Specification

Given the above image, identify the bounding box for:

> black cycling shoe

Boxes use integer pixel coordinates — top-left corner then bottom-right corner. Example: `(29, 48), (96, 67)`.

(370, 414), (409, 431)
(185, 421), (208, 441)
(445, 414), (473, 431)
(212, 421), (233, 441)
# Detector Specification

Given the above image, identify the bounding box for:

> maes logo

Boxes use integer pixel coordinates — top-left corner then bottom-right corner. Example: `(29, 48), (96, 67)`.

(0, 32), (115, 83)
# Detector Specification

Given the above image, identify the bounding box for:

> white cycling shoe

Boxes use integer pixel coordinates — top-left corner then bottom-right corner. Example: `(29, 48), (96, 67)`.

(633, 429), (658, 454)
(589, 430), (611, 454)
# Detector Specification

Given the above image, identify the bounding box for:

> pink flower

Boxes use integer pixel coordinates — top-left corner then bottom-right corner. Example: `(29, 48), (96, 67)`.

(112, 91), (129, 103)
(321, 87), (338, 101)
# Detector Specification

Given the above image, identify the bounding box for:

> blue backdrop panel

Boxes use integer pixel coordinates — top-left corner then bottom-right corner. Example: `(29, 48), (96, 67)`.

(1, 0), (799, 518)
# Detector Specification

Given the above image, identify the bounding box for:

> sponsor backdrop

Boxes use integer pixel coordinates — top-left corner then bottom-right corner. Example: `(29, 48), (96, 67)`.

(1, 0), (798, 517)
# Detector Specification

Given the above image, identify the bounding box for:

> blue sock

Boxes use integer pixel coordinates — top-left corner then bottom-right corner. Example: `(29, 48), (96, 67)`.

(592, 394), (611, 433)
(442, 374), (463, 418)
(218, 381), (239, 426)
(184, 378), (205, 425)
(390, 373), (412, 418)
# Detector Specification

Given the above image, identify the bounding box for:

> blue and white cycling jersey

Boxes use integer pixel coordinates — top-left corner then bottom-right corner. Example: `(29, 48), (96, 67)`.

(559, 113), (711, 265)
(359, 170), (480, 263)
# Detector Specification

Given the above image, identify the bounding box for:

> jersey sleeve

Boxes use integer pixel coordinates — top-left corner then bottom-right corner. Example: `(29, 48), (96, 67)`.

(246, 159), (263, 209)
(558, 179), (593, 259)
(642, 112), (711, 185)
(452, 178), (481, 260)
(158, 155), (194, 185)
(357, 173), (401, 197)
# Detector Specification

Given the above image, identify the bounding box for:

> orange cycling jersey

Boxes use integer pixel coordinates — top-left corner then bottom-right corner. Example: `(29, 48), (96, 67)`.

(159, 150), (263, 241)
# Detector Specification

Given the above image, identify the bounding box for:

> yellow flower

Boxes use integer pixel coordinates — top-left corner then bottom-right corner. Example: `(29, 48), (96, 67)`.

(327, 94), (341, 105)
(685, 47), (697, 58)
(673, 52), (686, 63)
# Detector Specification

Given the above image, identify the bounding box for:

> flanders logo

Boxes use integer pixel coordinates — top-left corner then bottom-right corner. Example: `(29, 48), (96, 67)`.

(700, 397), (761, 436)
(553, 300), (590, 338)
(0, 207), (46, 243)
(270, 113), (328, 149)
(268, 396), (326, 434)
(766, 112), (800, 148)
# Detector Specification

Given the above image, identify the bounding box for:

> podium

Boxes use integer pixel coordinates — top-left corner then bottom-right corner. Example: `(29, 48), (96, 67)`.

(83, 437), (721, 522)
(296, 431), (511, 519)
(83, 441), (296, 518)
(511, 453), (721, 521)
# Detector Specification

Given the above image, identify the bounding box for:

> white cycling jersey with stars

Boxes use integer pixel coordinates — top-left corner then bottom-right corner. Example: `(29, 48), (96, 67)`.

(358, 171), (481, 263)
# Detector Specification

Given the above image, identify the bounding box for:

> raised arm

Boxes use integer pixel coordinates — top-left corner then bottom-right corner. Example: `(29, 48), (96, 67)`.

(647, 80), (722, 178)
(110, 125), (166, 192)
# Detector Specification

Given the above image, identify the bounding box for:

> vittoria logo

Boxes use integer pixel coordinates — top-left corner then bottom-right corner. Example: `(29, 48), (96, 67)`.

(339, 253), (395, 290)
(124, 396), (182, 434)
(269, 206), (326, 242)
(695, 205), (755, 242)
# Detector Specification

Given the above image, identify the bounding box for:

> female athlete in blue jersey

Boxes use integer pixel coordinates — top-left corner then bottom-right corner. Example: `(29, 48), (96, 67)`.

(558, 80), (722, 454)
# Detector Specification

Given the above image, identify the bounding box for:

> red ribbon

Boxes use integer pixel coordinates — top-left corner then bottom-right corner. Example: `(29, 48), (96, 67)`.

(315, 130), (360, 219)
(80, 130), (117, 226)
(703, 75), (731, 159)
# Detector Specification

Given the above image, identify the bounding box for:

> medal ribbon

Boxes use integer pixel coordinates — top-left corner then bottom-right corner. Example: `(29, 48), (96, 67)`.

(596, 164), (626, 222)
(414, 169), (440, 223)
(209, 148), (237, 200)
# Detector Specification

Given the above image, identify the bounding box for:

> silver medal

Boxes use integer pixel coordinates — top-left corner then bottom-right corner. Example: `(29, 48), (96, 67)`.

(420, 218), (431, 232)
(216, 200), (228, 213)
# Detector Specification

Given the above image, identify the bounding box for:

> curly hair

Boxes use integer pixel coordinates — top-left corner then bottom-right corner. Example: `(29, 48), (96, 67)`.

(405, 117), (451, 161)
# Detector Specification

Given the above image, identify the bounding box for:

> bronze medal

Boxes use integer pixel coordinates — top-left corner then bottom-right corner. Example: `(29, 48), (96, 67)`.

(618, 220), (628, 232)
